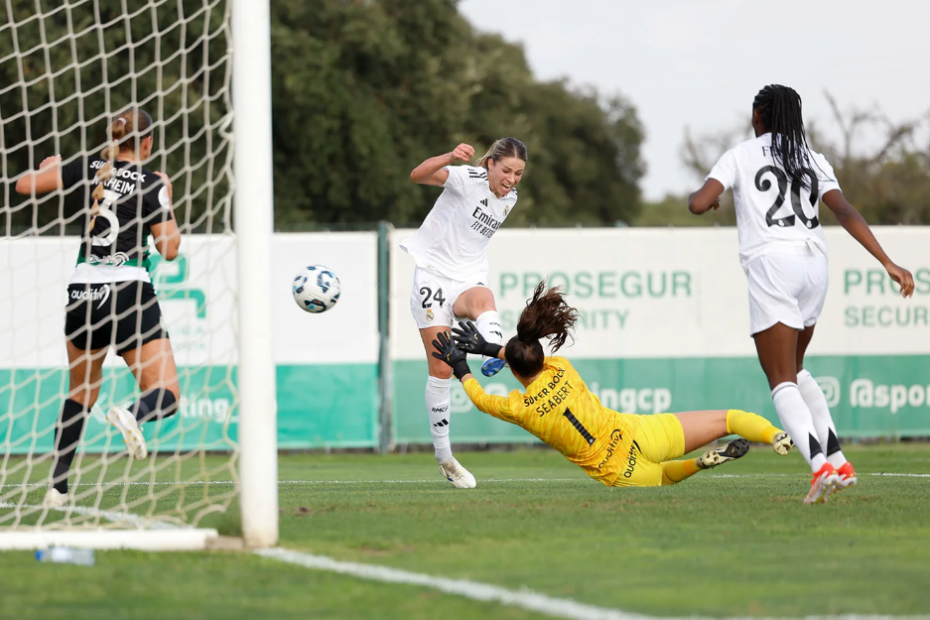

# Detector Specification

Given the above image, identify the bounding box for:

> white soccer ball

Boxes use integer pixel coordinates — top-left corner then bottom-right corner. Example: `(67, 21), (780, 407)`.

(292, 265), (341, 313)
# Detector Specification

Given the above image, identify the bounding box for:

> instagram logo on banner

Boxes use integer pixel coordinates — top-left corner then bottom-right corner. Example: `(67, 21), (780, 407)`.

(814, 376), (841, 407)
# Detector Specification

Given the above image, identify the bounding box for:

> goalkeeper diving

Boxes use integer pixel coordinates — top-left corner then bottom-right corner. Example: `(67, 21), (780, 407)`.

(432, 282), (794, 487)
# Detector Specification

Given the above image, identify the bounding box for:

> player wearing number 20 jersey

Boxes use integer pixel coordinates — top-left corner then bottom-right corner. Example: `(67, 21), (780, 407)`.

(404, 138), (527, 489)
(708, 131), (839, 272)
(690, 84), (915, 503)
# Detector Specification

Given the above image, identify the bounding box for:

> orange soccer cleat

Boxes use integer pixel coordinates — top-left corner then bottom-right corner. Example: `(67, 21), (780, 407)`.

(804, 462), (840, 504)
(835, 461), (858, 490)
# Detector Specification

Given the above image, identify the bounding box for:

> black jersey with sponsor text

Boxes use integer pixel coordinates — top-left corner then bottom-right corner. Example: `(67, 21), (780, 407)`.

(60, 157), (173, 268)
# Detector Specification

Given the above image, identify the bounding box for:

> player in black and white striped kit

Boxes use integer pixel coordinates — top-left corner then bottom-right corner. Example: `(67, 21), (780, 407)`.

(403, 138), (526, 488)
(689, 85), (915, 503)
(16, 108), (183, 508)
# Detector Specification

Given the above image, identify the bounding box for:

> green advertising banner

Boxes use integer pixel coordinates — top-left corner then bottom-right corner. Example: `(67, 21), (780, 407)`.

(0, 363), (379, 455)
(3, 229), (929, 455)
(389, 227), (930, 445)
(391, 355), (930, 444)
(1, 233), (383, 455)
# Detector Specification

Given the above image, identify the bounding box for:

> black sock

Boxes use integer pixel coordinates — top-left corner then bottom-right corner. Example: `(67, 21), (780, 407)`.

(809, 433), (824, 460)
(52, 399), (88, 494)
(131, 389), (178, 424)
(826, 428), (842, 456)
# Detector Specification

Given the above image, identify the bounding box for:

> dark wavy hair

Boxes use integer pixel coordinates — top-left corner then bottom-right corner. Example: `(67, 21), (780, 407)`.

(505, 281), (578, 379)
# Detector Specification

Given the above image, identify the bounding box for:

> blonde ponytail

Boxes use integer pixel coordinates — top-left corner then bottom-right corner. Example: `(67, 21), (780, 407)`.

(475, 144), (495, 169)
(98, 116), (127, 162)
(89, 112), (147, 232)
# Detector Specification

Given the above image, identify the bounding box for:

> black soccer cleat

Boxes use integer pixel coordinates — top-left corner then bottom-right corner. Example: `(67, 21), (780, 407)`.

(697, 438), (750, 470)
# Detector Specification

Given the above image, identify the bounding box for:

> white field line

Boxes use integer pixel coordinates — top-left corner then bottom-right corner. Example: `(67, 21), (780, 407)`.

(0, 500), (161, 529)
(256, 547), (930, 620)
(862, 473), (930, 478)
(255, 547), (652, 620)
(2, 472), (928, 489)
(702, 473), (930, 479)
(3, 489), (928, 618)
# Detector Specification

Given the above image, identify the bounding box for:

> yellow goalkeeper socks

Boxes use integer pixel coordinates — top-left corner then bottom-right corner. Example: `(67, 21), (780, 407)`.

(726, 409), (780, 444)
(661, 459), (701, 485)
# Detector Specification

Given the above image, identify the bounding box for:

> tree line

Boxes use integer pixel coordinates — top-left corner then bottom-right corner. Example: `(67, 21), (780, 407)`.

(267, 0), (644, 228)
(1, 0), (926, 231)
(638, 94), (930, 227)
(1, 0), (644, 231)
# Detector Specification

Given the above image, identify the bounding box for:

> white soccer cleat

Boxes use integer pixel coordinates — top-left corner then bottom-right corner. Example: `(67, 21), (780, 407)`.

(106, 406), (148, 460)
(772, 431), (793, 456)
(43, 488), (66, 509)
(438, 457), (477, 489)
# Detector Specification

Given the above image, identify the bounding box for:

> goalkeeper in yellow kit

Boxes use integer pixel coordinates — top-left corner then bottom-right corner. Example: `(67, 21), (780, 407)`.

(432, 282), (794, 487)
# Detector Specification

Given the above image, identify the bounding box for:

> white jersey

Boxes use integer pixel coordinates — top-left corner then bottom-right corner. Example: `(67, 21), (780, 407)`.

(400, 165), (518, 280)
(707, 133), (841, 268)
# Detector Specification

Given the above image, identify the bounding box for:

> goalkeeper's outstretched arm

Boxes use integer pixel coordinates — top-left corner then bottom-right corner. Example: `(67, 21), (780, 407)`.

(431, 331), (514, 422)
(451, 320), (506, 361)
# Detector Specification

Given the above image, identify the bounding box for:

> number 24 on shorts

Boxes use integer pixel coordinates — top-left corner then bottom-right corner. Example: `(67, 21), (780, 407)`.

(419, 286), (446, 308)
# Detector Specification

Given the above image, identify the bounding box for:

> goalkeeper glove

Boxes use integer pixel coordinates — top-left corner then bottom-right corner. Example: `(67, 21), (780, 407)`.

(451, 320), (503, 358)
(431, 331), (471, 380)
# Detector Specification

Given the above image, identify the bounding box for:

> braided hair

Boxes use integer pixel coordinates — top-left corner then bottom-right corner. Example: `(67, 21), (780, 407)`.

(752, 85), (815, 189)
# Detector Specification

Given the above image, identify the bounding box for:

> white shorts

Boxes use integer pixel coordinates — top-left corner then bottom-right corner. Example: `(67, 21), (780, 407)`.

(745, 248), (828, 336)
(409, 267), (490, 330)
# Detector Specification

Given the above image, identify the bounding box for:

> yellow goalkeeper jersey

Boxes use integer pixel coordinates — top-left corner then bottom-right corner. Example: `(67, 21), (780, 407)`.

(463, 356), (640, 486)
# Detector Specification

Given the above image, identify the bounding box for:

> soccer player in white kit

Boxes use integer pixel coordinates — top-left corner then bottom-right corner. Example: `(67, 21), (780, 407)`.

(403, 138), (526, 488)
(688, 85), (915, 503)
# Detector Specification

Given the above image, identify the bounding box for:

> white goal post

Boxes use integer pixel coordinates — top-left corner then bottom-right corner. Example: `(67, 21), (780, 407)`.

(0, 0), (278, 550)
(231, 0), (278, 549)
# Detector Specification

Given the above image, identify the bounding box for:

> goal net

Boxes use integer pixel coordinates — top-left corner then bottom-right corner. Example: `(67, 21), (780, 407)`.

(0, 0), (261, 545)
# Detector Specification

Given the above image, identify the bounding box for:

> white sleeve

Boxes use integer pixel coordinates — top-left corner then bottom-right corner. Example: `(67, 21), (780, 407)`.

(442, 165), (470, 193)
(813, 153), (841, 198)
(706, 149), (739, 191)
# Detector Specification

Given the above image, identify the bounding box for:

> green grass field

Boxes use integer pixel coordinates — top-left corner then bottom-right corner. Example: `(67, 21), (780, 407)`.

(2, 444), (930, 619)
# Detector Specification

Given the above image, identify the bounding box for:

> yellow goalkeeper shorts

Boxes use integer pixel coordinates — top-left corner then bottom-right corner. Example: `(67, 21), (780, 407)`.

(611, 413), (686, 487)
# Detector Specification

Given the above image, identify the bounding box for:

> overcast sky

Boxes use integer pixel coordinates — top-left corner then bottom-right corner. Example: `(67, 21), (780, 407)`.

(459, 0), (930, 201)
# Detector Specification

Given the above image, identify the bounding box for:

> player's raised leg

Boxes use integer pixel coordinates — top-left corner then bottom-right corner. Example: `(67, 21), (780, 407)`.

(123, 333), (180, 422)
(110, 293), (181, 460)
(419, 326), (476, 489)
(675, 409), (789, 456)
(755, 322), (839, 504)
(657, 409), (786, 486)
(453, 286), (504, 377)
(796, 325), (855, 489)
(661, 439), (751, 485)
(45, 341), (107, 508)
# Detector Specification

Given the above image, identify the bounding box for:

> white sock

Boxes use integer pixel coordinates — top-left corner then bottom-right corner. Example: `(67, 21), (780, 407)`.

(798, 369), (847, 468)
(475, 310), (503, 365)
(425, 376), (453, 463)
(771, 382), (827, 472)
